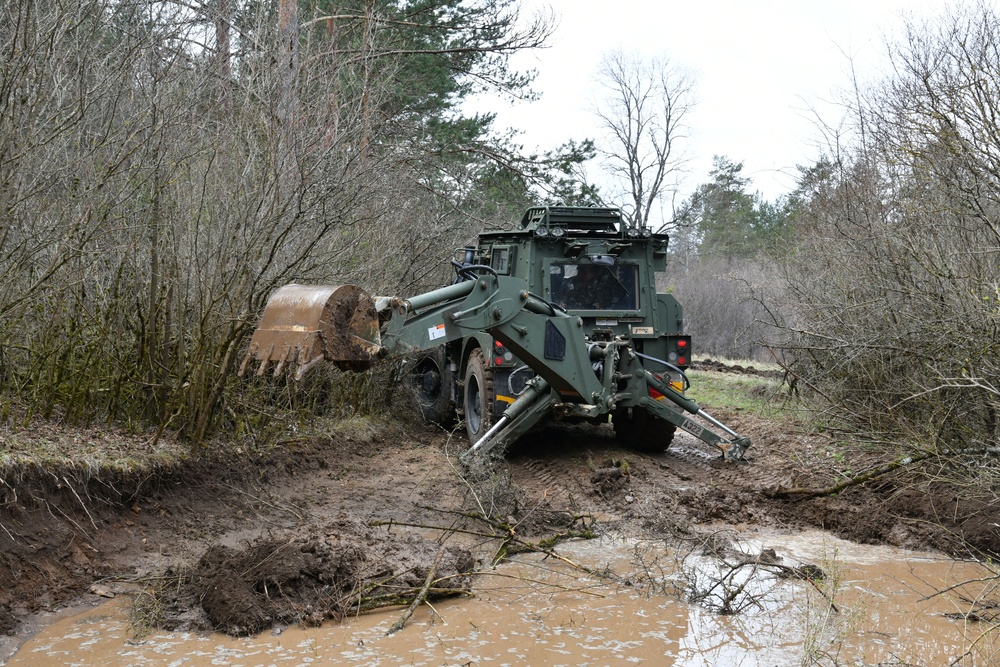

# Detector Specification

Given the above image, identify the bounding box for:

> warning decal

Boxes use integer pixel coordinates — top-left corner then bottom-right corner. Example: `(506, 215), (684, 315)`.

(428, 323), (447, 341)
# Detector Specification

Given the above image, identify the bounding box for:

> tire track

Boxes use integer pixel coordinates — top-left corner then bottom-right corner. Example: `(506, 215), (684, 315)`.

(517, 458), (578, 507)
(632, 432), (781, 492)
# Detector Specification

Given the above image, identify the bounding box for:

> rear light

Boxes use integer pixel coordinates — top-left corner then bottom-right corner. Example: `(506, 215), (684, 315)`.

(495, 357), (504, 366)
(671, 336), (691, 367)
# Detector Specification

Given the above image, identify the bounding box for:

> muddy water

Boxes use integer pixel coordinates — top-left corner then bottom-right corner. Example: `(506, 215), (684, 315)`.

(8, 530), (998, 666)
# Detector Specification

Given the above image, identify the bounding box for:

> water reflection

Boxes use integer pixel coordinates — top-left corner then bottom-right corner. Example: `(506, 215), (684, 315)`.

(7, 530), (998, 666)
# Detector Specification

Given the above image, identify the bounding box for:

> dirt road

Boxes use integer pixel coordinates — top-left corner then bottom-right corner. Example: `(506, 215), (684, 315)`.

(1, 387), (997, 652)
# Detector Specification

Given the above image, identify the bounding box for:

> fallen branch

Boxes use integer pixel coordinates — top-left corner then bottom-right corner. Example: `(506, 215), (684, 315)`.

(386, 544), (446, 635)
(373, 516), (595, 564)
(766, 562), (839, 613)
(766, 450), (939, 499)
(373, 512), (601, 587)
(370, 518), (501, 540)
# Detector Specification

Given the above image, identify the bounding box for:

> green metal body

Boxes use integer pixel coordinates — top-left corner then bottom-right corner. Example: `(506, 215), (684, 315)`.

(377, 206), (751, 460)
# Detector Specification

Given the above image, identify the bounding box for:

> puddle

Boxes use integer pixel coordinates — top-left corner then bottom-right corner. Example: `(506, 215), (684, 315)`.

(6, 530), (998, 666)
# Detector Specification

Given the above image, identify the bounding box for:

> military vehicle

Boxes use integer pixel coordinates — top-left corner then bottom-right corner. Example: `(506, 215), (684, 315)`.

(241, 206), (750, 461)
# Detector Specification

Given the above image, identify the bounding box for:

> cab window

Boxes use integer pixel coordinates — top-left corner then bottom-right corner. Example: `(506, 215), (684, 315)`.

(549, 262), (639, 310)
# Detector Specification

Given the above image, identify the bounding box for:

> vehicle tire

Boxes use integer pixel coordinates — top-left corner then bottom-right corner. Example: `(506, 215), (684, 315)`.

(408, 349), (454, 425)
(613, 407), (676, 453)
(463, 348), (494, 444)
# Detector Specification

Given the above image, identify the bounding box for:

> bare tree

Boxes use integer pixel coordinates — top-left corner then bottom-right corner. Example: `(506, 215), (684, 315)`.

(0, 0), (559, 442)
(594, 50), (694, 229)
(772, 3), (1000, 456)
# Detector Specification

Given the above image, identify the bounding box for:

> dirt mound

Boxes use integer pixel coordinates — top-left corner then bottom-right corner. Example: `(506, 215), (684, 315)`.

(150, 521), (474, 636)
(691, 358), (783, 379)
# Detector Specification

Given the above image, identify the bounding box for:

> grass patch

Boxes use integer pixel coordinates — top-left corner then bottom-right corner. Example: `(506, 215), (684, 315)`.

(0, 408), (414, 481)
(0, 406), (422, 510)
(0, 421), (189, 475)
(686, 368), (794, 417)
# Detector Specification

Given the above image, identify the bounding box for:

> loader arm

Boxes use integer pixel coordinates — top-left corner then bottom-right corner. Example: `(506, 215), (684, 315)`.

(241, 273), (752, 461)
(373, 275), (606, 401)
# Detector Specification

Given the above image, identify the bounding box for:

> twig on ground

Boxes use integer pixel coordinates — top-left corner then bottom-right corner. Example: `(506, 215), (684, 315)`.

(766, 450), (939, 499)
(386, 544), (446, 635)
(221, 483), (309, 521)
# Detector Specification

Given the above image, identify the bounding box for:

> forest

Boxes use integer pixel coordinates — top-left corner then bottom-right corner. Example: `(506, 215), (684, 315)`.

(1, 0), (998, 468)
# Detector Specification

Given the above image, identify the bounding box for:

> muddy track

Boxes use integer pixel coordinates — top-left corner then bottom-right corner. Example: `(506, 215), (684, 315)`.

(512, 427), (774, 498)
(518, 457), (577, 506)
(1, 405), (998, 654)
(506, 416), (998, 558)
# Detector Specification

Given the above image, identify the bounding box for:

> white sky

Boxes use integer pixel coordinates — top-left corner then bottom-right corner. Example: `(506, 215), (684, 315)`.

(471, 0), (969, 216)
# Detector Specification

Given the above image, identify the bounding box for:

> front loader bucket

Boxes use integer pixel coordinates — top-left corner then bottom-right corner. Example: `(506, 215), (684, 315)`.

(239, 284), (382, 379)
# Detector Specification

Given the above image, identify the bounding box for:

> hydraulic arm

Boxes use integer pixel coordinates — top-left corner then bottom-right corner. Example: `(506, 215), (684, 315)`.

(241, 271), (752, 461)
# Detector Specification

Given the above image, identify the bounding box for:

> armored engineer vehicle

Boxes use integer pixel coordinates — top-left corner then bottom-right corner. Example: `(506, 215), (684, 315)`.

(240, 206), (751, 461)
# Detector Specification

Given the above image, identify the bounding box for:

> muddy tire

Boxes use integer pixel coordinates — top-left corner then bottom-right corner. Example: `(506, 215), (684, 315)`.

(408, 349), (454, 425)
(463, 348), (494, 444)
(613, 407), (676, 453)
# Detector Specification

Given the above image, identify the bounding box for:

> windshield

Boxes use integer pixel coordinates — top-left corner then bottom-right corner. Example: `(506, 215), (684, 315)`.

(549, 262), (639, 311)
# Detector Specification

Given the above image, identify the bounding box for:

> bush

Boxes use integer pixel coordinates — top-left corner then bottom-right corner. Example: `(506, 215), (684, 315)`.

(661, 258), (781, 362)
(768, 4), (1000, 451)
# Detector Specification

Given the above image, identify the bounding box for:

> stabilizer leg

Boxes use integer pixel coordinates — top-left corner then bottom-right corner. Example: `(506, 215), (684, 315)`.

(462, 378), (555, 461)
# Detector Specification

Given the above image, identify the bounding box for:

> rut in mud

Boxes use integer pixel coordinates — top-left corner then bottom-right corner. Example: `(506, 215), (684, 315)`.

(0, 381), (998, 643)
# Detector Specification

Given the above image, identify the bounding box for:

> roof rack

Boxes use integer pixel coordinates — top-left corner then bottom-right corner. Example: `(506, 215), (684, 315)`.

(519, 206), (621, 232)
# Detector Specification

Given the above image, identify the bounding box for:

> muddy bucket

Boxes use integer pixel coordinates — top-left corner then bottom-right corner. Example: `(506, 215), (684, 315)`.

(240, 284), (382, 379)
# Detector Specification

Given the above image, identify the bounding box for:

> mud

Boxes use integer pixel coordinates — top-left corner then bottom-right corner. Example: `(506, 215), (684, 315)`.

(690, 357), (783, 379)
(148, 521), (473, 636)
(322, 287), (379, 371)
(1, 392), (998, 651)
(11, 532), (997, 666)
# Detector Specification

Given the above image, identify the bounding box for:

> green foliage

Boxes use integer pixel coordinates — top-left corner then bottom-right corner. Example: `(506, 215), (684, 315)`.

(673, 156), (791, 261)
(686, 368), (789, 417)
(663, 158), (791, 362)
(539, 140), (604, 206)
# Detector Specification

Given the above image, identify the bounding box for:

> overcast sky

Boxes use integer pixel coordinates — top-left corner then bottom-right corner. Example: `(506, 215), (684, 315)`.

(470, 0), (967, 215)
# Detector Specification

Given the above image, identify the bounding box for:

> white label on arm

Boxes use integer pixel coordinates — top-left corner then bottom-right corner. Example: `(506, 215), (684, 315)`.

(428, 323), (446, 340)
